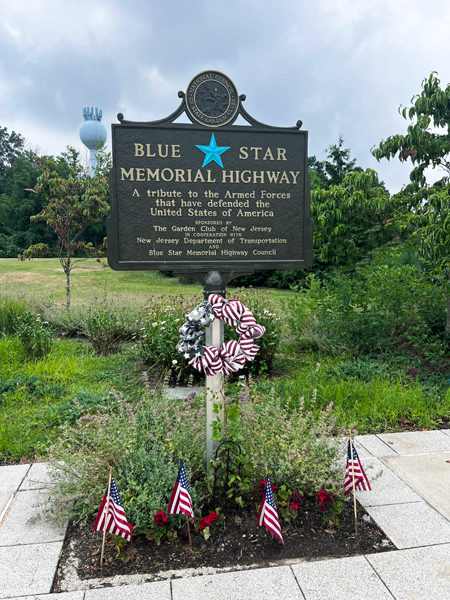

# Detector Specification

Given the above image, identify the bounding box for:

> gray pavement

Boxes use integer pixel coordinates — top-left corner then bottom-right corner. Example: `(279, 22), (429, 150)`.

(2, 431), (450, 599)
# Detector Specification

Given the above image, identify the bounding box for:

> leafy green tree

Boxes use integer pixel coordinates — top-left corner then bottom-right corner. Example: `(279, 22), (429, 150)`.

(19, 152), (110, 309)
(322, 134), (358, 186)
(372, 72), (450, 189)
(312, 169), (392, 265)
(308, 156), (329, 189)
(0, 127), (26, 192)
(372, 72), (450, 331)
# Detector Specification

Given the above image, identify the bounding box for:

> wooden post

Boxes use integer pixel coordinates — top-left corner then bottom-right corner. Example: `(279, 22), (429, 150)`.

(180, 452), (192, 550)
(100, 467), (112, 567)
(349, 430), (358, 537)
(203, 271), (225, 473)
(206, 316), (224, 472)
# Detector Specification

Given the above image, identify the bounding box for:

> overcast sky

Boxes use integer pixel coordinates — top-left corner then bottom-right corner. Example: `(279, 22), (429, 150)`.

(1, 0), (449, 193)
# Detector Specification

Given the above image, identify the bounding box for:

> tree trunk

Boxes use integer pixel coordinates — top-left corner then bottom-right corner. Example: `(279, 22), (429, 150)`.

(66, 269), (71, 310)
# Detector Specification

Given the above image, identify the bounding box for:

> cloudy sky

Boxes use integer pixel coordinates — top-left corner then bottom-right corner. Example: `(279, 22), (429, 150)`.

(1, 0), (449, 193)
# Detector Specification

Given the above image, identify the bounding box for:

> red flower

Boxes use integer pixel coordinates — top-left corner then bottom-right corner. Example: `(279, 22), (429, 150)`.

(154, 510), (168, 527)
(290, 503), (299, 511)
(316, 490), (333, 512)
(208, 511), (219, 524)
(199, 510), (220, 530)
(291, 492), (303, 509)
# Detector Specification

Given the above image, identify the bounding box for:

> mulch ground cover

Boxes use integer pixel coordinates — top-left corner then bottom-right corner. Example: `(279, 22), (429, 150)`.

(52, 496), (394, 589)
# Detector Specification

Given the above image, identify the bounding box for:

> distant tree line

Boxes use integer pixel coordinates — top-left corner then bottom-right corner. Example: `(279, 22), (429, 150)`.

(0, 129), (107, 259)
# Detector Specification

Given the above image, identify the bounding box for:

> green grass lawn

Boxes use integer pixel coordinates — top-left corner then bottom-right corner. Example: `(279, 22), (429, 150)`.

(1, 259), (450, 463)
(0, 335), (146, 461)
(0, 258), (292, 306)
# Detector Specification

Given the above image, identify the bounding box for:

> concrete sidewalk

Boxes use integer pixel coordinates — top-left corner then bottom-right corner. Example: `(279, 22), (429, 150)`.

(2, 430), (450, 599)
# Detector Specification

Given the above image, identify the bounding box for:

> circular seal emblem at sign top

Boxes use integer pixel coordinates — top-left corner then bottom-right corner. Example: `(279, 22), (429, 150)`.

(185, 71), (240, 128)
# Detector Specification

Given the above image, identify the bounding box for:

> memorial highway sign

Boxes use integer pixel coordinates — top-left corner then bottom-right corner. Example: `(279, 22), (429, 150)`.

(107, 71), (313, 281)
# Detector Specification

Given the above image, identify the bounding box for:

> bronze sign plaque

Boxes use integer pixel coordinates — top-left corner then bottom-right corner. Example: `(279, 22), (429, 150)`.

(108, 73), (313, 280)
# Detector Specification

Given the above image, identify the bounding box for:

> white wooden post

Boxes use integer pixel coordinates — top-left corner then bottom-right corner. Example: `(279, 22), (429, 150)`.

(203, 271), (225, 472)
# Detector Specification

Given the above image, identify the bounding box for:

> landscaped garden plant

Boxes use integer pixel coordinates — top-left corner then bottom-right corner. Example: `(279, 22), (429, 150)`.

(134, 288), (281, 383)
(15, 310), (53, 359)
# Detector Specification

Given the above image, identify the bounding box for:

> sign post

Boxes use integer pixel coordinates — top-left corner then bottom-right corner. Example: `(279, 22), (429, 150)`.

(107, 70), (313, 471)
(203, 271), (225, 471)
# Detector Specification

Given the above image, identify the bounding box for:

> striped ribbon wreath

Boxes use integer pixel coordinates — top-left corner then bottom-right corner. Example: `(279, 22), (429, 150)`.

(176, 294), (265, 376)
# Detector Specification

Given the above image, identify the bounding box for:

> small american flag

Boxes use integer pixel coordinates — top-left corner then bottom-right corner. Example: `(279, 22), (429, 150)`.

(258, 474), (284, 545)
(167, 458), (195, 521)
(94, 477), (133, 543)
(344, 439), (371, 496)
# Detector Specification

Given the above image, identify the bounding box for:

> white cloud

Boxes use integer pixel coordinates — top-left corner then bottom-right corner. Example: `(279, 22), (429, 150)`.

(0, 0), (449, 192)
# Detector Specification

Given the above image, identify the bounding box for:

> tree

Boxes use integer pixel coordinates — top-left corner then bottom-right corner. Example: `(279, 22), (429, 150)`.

(372, 72), (450, 189)
(0, 157), (54, 257)
(308, 156), (329, 189)
(0, 127), (26, 189)
(19, 148), (110, 309)
(372, 72), (450, 331)
(322, 134), (358, 186)
(312, 169), (392, 265)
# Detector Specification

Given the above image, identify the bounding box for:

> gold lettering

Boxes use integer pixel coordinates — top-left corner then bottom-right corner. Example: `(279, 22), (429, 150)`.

(171, 145), (181, 158)
(222, 171), (234, 183)
(158, 144), (169, 158)
(194, 169), (205, 183)
(277, 148), (287, 161)
(121, 168), (134, 180)
(279, 171), (290, 184)
(132, 188), (140, 197)
(266, 171), (279, 184)
(241, 170), (252, 184)
(146, 144), (156, 157)
(134, 144), (144, 157)
(263, 147), (274, 160)
(253, 171), (264, 184)
(175, 169), (185, 182)
(290, 171), (300, 184)
(136, 168), (145, 181)
(239, 147), (248, 160)
(161, 168), (174, 182)
(146, 168), (160, 181)
(250, 147), (263, 160)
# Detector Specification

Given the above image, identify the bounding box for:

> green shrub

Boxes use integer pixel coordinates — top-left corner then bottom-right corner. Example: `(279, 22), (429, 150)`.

(0, 298), (29, 335)
(239, 386), (344, 494)
(286, 265), (448, 363)
(135, 289), (281, 382)
(85, 299), (130, 355)
(134, 293), (202, 381)
(46, 387), (205, 525)
(15, 310), (53, 359)
(225, 287), (282, 376)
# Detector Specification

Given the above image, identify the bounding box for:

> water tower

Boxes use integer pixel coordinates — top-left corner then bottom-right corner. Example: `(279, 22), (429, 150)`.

(79, 107), (107, 173)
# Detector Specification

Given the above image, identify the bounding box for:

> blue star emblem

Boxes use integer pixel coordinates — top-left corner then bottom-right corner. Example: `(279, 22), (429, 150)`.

(195, 134), (230, 168)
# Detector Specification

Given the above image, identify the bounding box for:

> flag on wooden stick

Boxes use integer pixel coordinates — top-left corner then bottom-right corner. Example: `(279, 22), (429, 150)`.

(167, 458), (195, 521)
(258, 474), (284, 545)
(344, 439), (371, 496)
(94, 476), (133, 542)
